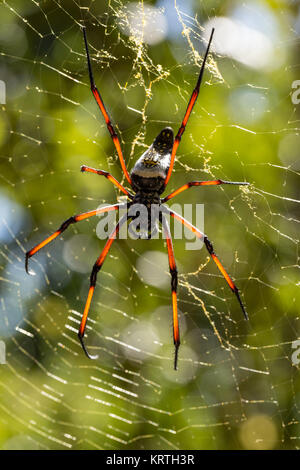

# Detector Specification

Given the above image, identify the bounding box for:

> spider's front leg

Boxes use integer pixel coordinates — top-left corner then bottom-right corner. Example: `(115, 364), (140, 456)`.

(25, 203), (122, 275)
(82, 27), (132, 186)
(164, 28), (215, 188)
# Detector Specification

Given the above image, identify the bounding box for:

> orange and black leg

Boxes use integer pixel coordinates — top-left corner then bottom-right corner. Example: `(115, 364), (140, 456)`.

(161, 215), (180, 370)
(82, 27), (132, 186)
(162, 179), (249, 202)
(164, 28), (215, 187)
(78, 213), (129, 359)
(162, 206), (248, 320)
(81, 165), (134, 198)
(25, 204), (122, 275)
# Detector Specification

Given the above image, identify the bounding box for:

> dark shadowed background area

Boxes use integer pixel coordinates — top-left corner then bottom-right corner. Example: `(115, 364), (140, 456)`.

(0, 0), (299, 450)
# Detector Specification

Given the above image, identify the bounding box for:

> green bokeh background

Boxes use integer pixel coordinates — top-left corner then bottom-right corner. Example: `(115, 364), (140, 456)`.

(0, 0), (299, 450)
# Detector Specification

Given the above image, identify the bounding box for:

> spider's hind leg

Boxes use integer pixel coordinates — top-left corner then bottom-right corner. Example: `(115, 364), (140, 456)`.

(161, 213), (180, 370)
(162, 205), (248, 321)
(78, 212), (129, 359)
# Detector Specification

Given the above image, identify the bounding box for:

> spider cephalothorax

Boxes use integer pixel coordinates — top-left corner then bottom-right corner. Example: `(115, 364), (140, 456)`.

(25, 27), (249, 370)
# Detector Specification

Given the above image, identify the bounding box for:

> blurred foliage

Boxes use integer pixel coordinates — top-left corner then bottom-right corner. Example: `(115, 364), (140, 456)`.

(0, 0), (299, 450)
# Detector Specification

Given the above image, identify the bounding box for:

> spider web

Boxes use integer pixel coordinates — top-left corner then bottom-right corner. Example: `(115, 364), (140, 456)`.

(0, 0), (299, 450)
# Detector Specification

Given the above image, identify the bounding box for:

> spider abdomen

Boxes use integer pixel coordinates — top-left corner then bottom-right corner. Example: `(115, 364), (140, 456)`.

(130, 127), (174, 195)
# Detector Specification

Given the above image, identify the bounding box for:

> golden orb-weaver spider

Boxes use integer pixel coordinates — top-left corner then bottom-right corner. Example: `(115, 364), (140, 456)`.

(25, 27), (249, 370)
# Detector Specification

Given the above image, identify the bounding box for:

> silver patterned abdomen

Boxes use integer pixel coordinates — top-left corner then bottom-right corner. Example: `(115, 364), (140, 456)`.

(130, 127), (174, 195)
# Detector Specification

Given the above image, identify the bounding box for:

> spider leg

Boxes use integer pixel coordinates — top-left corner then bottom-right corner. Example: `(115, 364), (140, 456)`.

(161, 206), (248, 320)
(164, 28), (215, 188)
(78, 212), (129, 359)
(82, 27), (132, 186)
(25, 203), (122, 275)
(81, 165), (134, 198)
(161, 214), (180, 370)
(162, 179), (249, 202)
